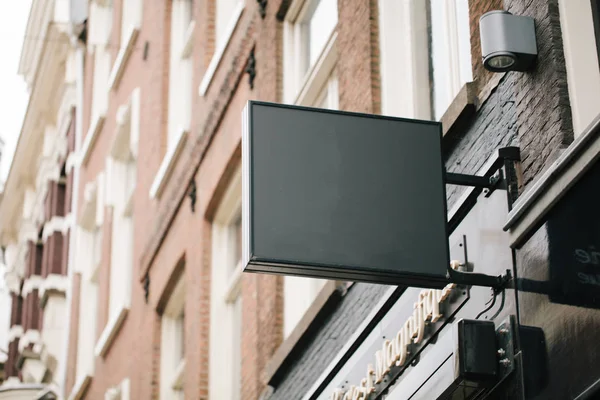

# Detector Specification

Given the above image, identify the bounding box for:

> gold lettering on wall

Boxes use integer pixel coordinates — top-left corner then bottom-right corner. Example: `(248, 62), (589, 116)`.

(330, 261), (462, 400)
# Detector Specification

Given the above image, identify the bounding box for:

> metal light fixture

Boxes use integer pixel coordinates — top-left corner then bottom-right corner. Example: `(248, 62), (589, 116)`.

(480, 10), (537, 72)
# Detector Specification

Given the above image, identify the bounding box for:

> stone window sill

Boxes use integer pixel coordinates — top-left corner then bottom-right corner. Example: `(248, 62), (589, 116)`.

(68, 374), (92, 400)
(440, 81), (478, 137)
(81, 113), (106, 167)
(40, 274), (69, 308)
(149, 129), (188, 199)
(108, 25), (140, 90)
(94, 305), (129, 357)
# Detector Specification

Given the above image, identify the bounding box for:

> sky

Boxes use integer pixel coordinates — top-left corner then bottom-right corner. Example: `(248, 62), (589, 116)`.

(0, 1), (32, 352)
(0, 0), (33, 182)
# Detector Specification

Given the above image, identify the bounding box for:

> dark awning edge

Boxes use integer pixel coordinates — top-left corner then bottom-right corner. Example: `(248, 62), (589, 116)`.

(504, 113), (600, 248)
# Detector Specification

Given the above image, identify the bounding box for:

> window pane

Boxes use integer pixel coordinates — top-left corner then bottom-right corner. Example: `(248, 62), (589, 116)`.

(308, 0), (338, 67)
(428, 0), (472, 120)
(455, 0), (473, 84)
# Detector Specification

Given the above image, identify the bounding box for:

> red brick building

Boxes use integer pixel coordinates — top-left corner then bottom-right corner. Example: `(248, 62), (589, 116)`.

(3, 0), (600, 399)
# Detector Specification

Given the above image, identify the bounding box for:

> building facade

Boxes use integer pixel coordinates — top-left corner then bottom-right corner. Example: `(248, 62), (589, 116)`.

(1, 0), (599, 399)
(0, 0), (83, 398)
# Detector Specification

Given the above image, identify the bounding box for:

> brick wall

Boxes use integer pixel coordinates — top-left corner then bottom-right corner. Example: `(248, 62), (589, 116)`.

(66, 0), (576, 399)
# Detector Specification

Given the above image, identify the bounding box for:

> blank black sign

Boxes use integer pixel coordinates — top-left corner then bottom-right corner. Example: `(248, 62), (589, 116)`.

(242, 101), (450, 288)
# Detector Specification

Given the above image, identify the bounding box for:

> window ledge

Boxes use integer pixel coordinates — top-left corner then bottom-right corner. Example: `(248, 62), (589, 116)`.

(108, 25), (140, 90)
(67, 374), (92, 400)
(42, 215), (70, 241)
(262, 281), (350, 386)
(294, 31), (338, 107)
(171, 359), (186, 390)
(94, 305), (129, 357)
(40, 274), (69, 308)
(8, 325), (23, 342)
(198, 2), (244, 96)
(181, 21), (195, 59)
(440, 81), (477, 137)
(18, 330), (41, 353)
(81, 113), (106, 167)
(22, 275), (43, 297)
(149, 129), (188, 199)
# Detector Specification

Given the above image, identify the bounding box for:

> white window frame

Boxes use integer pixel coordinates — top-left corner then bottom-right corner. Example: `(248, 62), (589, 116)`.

(378, 0), (472, 121)
(73, 173), (105, 390)
(209, 166), (243, 400)
(89, 1), (112, 120)
(559, 0), (600, 137)
(108, 0), (142, 89)
(105, 378), (131, 400)
(283, 0), (339, 106)
(281, 0), (338, 338)
(160, 275), (186, 400)
(95, 88), (140, 357)
(198, 0), (245, 95)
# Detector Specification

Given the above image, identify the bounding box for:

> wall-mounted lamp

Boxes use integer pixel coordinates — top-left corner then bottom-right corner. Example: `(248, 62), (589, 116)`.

(480, 10), (537, 72)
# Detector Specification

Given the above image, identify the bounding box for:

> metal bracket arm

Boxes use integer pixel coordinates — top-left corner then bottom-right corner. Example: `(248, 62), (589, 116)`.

(447, 267), (513, 292)
(445, 172), (501, 189)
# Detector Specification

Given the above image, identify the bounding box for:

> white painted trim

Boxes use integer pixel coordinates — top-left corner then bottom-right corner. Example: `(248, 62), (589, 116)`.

(81, 114), (106, 166)
(209, 166), (243, 400)
(149, 129), (188, 199)
(79, 181), (98, 231)
(181, 21), (196, 59)
(39, 274), (69, 300)
(108, 25), (140, 90)
(22, 275), (44, 297)
(5, 270), (22, 295)
(94, 304), (129, 357)
(294, 31), (337, 107)
(42, 215), (71, 242)
(559, 0), (600, 137)
(8, 325), (24, 342)
(198, 2), (244, 96)
(171, 359), (186, 390)
(67, 374), (92, 400)
(66, 151), (78, 173)
(110, 101), (133, 161)
(18, 329), (41, 353)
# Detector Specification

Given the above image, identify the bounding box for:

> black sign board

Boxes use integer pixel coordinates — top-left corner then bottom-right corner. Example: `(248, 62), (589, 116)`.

(546, 159), (600, 308)
(242, 101), (450, 288)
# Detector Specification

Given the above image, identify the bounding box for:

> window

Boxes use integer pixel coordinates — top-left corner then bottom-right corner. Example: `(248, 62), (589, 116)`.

(281, 0), (335, 338)
(209, 168), (242, 400)
(106, 157), (134, 319)
(283, 0), (338, 105)
(96, 87), (140, 356)
(88, 0), (113, 121)
(198, 0), (244, 95)
(160, 274), (186, 400)
(428, 0), (472, 120)
(378, 0), (472, 120)
(73, 175), (104, 388)
(559, 0), (600, 136)
(216, 0), (243, 50)
(167, 0), (194, 147)
(120, 0), (142, 46)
